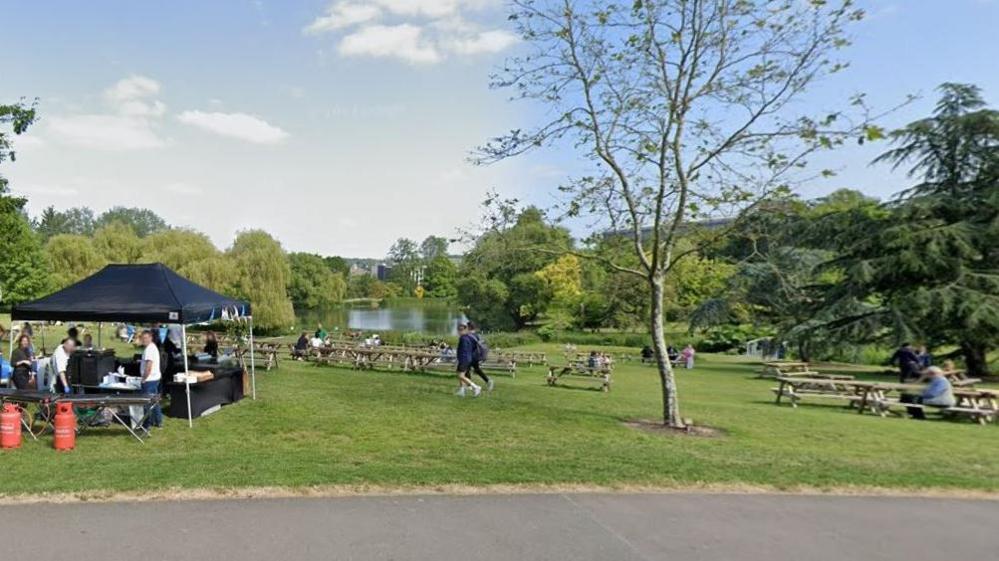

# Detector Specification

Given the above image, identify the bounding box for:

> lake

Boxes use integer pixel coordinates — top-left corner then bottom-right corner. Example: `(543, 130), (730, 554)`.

(296, 300), (467, 335)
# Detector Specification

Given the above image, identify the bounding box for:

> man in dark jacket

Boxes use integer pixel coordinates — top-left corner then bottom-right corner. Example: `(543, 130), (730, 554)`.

(455, 324), (482, 397)
(890, 342), (922, 383)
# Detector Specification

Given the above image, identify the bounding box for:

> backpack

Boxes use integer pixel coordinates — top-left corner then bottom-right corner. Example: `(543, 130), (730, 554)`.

(472, 333), (489, 363)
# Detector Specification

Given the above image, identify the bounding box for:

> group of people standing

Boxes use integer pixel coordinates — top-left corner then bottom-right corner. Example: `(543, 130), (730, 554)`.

(5, 323), (166, 429)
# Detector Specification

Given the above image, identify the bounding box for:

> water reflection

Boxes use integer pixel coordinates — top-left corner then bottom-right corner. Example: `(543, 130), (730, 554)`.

(296, 301), (467, 335)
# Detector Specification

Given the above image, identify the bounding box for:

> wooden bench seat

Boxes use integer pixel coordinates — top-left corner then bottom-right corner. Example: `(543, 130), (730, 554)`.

(877, 399), (996, 425)
(546, 365), (612, 392)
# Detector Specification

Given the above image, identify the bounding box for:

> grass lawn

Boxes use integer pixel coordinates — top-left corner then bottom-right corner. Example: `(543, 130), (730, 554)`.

(2, 337), (998, 497)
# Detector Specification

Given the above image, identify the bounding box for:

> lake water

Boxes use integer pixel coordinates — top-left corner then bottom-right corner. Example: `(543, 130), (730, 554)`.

(296, 301), (467, 335)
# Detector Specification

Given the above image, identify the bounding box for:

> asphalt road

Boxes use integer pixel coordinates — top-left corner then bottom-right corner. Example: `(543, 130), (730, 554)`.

(4, 493), (996, 561)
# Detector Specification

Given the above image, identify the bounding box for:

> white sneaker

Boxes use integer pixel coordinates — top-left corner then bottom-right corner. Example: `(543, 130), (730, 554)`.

(455, 387), (466, 397)
(472, 385), (482, 397)
(487, 380), (495, 391)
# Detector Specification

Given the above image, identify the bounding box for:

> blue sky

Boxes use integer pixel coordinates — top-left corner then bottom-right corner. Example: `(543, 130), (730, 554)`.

(1, 0), (997, 257)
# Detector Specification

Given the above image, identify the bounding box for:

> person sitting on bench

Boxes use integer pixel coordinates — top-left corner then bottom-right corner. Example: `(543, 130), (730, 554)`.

(908, 366), (956, 420)
(640, 345), (654, 363)
(293, 332), (309, 359)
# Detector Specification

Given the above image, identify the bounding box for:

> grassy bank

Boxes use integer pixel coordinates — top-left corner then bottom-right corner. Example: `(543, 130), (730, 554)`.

(2, 345), (998, 497)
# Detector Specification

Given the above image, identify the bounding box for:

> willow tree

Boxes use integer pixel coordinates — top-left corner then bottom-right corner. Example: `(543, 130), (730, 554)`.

(477, 0), (874, 427)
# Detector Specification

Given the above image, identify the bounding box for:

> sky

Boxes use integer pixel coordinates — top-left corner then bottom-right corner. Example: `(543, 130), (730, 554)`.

(1, 0), (997, 258)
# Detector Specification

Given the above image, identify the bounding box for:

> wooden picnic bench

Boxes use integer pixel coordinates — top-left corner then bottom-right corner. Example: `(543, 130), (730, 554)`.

(546, 362), (612, 392)
(773, 377), (998, 424)
(758, 361), (812, 379)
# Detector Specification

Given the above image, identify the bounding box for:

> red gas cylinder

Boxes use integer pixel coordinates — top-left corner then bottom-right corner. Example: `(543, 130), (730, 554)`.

(1, 403), (22, 449)
(53, 402), (76, 451)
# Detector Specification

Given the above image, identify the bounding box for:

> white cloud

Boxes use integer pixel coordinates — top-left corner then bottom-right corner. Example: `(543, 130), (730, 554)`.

(338, 24), (441, 64)
(47, 75), (168, 151)
(375, 0), (460, 18)
(104, 75), (161, 104)
(164, 181), (203, 195)
(13, 183), (80, 197)
(47, 114), (166, 150)
(446, 29), (517, 54)
(177, 110), (290, 144)
(304, 1), (382, 33)
(10, 134), (45, 150)
(304, 0), (513, 63)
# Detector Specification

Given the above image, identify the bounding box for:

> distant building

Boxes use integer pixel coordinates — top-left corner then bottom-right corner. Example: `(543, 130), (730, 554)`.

(375, 263), (392, 281)
(348, 265), (369, 277)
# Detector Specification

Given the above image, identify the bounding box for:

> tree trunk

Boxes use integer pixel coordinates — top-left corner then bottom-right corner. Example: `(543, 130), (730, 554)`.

(960, 341), (991, 377)
(650, 277), (683, 428)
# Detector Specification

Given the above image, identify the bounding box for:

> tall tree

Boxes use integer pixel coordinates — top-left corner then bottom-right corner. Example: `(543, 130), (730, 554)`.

(229, 230), (295, 331)
(387, 238), (422, 294)
(33, 206), (96, 240)
(95, 206), (167, 237)
(288, 252), (347, 308)
(323, 255), (350, 278)
(141, 228), (218, 270)
(45, 235), (106, 290)
(419, 235), (450, 261)
(423, 255), (459, 298)
(92, 222), (144, 263)
(0, 99), (50, 305)
(812, 84), (999, 375)
(459, 207), (571, 329)
(477, 0), (872, 427)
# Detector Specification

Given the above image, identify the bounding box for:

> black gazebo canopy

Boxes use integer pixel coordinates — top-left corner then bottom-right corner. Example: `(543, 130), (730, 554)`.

(12, 263), (250, 324)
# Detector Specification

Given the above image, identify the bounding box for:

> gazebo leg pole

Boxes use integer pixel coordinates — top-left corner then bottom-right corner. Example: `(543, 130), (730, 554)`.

(249, 316), (256, 400)
(98, 322), (102, 349)
(182, 324), (192, 428)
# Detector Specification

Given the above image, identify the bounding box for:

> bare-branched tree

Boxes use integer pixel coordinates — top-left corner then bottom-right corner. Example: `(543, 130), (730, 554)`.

(475, 0), (883, 428)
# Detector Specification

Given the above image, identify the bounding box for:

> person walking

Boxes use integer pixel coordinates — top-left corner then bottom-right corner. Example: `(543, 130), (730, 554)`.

(140, 330), (163, 429)
(454, 324), (482, 397)
(466, 322), (493, 391)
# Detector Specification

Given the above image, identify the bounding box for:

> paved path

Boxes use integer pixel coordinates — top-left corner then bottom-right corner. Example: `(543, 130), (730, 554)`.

(5, 493), (996, 560)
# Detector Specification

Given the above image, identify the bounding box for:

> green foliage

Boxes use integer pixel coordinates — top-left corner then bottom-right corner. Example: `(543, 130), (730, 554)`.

(347, 274), (396, 300)
(141, 228), (218, 270)
(179, 255), (239, 296)
(0, 192), (50, 305)
(0, 98), (36, 192)
(809, 84), (999, 374)
(229, 230), (295, 331)
(423, 256), (458, 298)
(419, 235), (449, 261)
(45, 234), (106, 290)
(458, 207), (572, 329)
(33, 206), (96, 241)
(95, 206), (167, 237)
(0, 99), (50, 306)
(387, 237), (421, 294)
(288, 252), (347, 309)
(323, 255), (350, 278)
(456, 274), (513, 331)
(694, 325), (771, 353)
(92, 222), (144, 263)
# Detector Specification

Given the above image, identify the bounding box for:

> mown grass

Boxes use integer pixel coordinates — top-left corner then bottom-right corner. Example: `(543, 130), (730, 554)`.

(2, 342), (998, 497)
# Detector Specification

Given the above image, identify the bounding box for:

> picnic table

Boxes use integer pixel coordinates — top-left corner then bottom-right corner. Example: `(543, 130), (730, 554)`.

(758, 361), (816, 379)
(772, 376), (998, 424)
(546, 361), (612, 392)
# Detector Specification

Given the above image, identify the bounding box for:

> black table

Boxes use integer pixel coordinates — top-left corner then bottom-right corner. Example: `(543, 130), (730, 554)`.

(166, 365), (244, 420)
